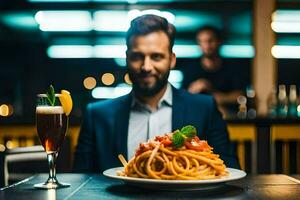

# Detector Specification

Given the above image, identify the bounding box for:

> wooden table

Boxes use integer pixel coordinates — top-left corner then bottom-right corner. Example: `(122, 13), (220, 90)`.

(1, 174), (300, 200)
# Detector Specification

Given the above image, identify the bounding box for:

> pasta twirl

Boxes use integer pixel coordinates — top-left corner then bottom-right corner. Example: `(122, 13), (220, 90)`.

(118, 126), (228, 180)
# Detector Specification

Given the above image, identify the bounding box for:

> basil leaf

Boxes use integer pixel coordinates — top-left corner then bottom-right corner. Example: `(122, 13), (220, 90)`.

(181, 125), (197, 138)
(171, 130), (185, 148)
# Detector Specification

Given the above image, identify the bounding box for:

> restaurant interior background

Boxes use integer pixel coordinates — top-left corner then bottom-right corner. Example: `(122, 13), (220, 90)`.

(0, 0), (300, 187)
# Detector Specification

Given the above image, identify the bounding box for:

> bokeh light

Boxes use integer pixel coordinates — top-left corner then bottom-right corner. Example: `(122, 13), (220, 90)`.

(101, 73), (115, 86)
(124, 73), (132, 85)
(0, 104), (9, 117)
(83, 76), (97, 90)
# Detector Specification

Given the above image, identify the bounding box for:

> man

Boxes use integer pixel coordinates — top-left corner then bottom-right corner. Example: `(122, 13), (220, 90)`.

(73, 15), (239, 172)
(182, 26), (249, 116)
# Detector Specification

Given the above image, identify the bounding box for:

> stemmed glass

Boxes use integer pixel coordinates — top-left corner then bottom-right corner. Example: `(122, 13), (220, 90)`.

(34, 94), (70, 189)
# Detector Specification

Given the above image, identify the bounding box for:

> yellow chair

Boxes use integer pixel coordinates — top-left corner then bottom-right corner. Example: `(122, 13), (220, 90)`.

(270, 125), (300, 174)
(227, 124), (257, 174)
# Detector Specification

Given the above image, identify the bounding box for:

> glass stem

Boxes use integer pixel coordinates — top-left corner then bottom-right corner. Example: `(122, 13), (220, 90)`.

(47, 152), (57, 181)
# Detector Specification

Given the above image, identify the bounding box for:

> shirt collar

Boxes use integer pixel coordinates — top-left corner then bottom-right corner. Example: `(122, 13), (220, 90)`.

(159, 83), (172, 107)
(131, 83), (173, 109)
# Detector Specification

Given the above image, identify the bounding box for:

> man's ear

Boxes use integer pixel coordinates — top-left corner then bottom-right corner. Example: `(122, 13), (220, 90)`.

(170, 52), (176, 69)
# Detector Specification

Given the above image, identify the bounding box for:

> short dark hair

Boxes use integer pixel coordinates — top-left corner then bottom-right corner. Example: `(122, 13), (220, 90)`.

(196, 25), (222, 41)
(126, 14), (176, 51)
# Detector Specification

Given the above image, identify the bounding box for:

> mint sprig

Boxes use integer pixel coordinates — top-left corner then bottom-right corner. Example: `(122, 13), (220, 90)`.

(171, 125), (197, 148)
(46, 85), (56, 106)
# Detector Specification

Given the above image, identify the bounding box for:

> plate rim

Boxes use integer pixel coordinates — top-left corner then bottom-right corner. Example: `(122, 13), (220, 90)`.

(103, 167), (246, 184)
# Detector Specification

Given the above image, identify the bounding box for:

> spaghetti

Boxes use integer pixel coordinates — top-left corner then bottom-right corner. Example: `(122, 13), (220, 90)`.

(118, 126), (228, 180)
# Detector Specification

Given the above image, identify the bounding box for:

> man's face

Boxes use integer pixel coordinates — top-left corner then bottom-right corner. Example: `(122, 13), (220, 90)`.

(197, 30), (221, 58)
(126, 31), (176, 97)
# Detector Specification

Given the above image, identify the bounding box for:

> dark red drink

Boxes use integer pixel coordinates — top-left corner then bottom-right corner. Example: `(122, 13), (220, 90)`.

(36, 106), (68, 153)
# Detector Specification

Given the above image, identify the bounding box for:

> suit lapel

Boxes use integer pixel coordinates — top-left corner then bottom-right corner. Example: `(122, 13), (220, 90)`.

(115, 93), (132, 157)
(172, 87), (186, 131)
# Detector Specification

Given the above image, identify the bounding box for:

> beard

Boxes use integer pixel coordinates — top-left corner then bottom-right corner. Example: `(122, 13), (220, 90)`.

(128, 69), (170, 97)
(202, 51), (219, 59)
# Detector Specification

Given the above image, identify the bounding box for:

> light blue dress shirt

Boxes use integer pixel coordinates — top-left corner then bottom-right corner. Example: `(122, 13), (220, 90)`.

(127, 83), (172, 159)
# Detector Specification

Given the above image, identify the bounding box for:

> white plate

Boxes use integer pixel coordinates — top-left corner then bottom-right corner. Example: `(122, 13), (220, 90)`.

(103, 167), (246, 191)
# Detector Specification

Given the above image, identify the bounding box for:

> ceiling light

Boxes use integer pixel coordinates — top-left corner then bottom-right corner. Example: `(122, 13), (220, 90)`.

(92, 84), (132, 99)
(271, 45), (300, 59)
(35, 11), (92, 31)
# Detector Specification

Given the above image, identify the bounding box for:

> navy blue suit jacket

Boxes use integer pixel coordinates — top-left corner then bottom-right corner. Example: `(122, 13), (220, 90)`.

(73, 87), (239, 172)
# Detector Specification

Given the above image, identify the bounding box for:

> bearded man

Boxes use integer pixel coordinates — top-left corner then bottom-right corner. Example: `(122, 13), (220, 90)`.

(73, 15), (239, 172)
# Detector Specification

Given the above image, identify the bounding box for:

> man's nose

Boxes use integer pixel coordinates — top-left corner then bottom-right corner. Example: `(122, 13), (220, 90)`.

(141, 57), (153, 72)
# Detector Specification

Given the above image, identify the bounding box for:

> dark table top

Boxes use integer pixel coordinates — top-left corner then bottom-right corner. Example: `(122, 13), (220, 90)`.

(1, 174), (300, 200)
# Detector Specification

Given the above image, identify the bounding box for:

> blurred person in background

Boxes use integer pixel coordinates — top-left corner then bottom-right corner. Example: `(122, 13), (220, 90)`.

(182, 25), (249, 117)
(73, 15), (239, 173)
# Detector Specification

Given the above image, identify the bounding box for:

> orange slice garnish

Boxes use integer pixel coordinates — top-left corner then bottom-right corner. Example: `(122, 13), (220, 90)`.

(59, 90), (73, 116)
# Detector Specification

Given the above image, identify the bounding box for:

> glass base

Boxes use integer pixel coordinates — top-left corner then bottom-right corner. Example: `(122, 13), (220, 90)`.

(34, 178), (70, 189)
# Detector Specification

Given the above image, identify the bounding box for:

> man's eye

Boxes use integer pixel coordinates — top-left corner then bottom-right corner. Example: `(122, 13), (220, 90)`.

(129, 53), (144, 61)
(151, 54), (163, 61)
